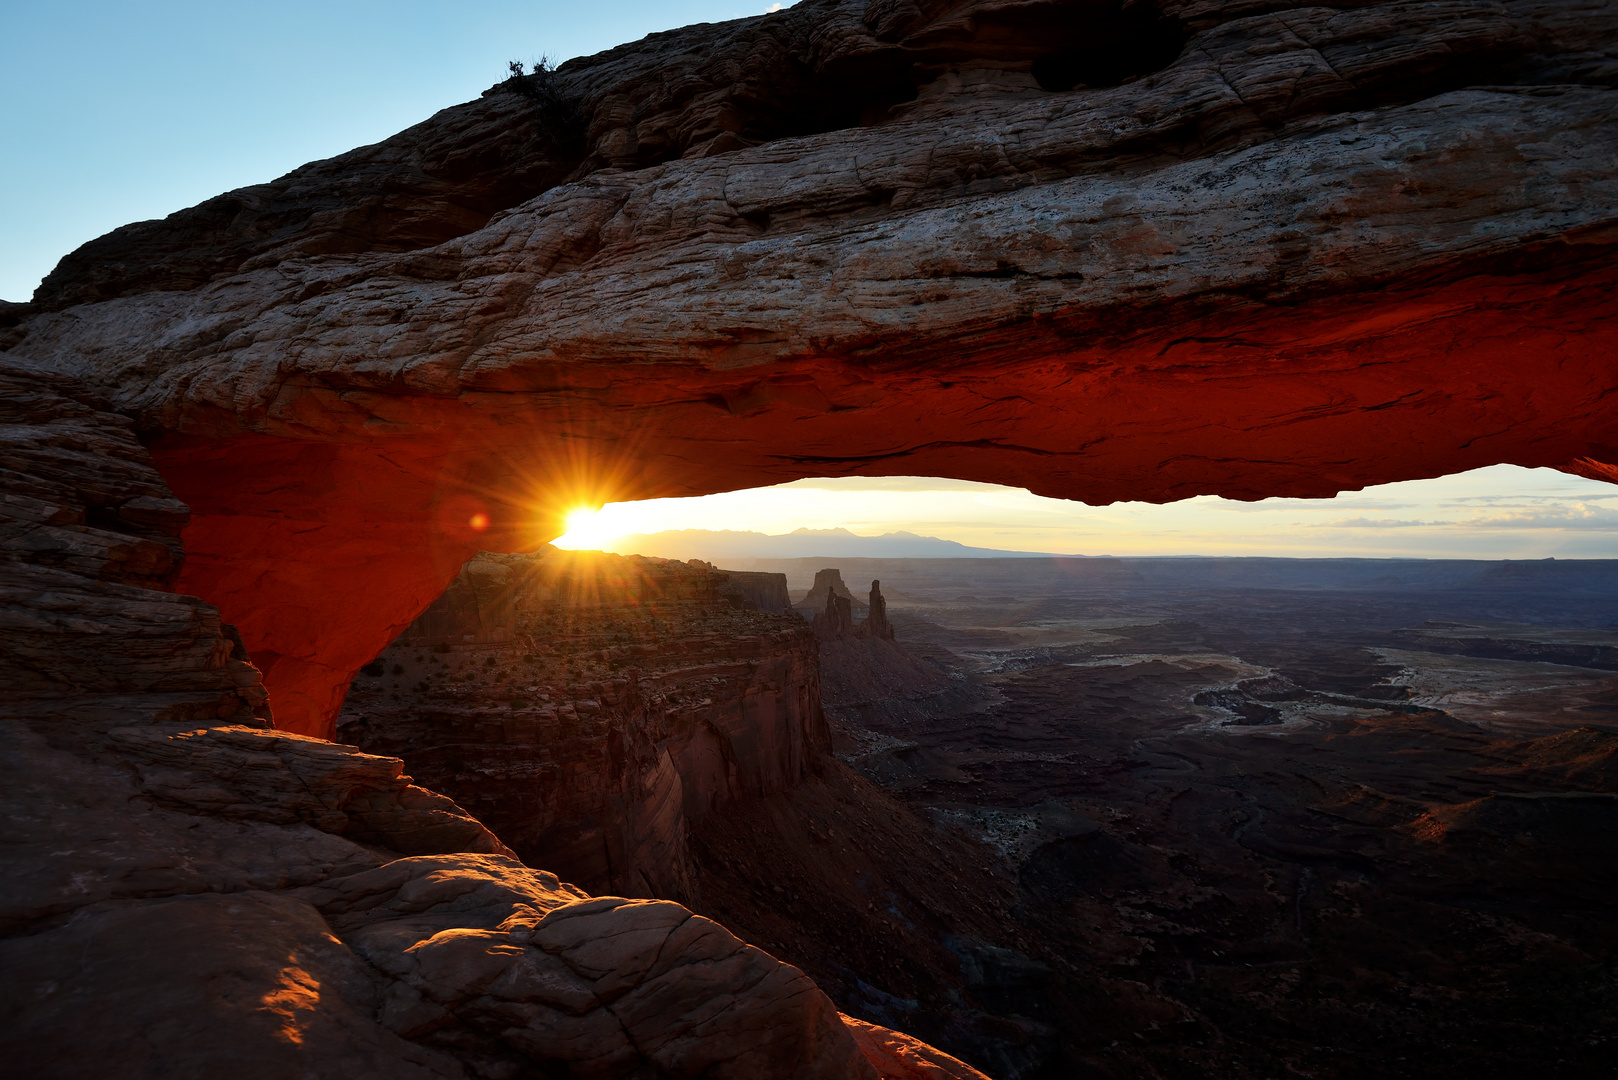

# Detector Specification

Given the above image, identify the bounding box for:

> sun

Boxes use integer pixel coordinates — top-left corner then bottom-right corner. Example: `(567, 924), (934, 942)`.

(555, 505), (618, 549)
(564, 506), (599, 536)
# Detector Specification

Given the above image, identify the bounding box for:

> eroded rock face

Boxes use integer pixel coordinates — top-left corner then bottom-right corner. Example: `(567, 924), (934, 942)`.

(841, 1015), (993, 1080)
(0, 359), (268, 723)
(0, 366), (892, 1079)
(338, 549), (830, 902)
(8, 5), (1611, 1069)
(6, 3), (1617, 738)
(338, 550), (1035, 1073)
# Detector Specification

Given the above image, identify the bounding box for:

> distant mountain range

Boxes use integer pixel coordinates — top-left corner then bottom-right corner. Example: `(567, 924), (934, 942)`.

(596, 527), (1062, 561)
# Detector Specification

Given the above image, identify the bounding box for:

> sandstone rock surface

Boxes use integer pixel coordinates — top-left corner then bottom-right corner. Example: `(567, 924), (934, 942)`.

(863, 580), (896, 641)
(842, 1014), (994, 1080)
(710, 564), (795, 615)
(817, 590), (861, 641)
(0, 359), (268, 723)
(7, 4), (1609, 1070)
(9, 0), (1613, 736)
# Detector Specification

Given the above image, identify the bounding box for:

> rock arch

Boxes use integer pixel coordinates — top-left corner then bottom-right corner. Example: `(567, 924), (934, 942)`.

(7, 0), (1616, 737)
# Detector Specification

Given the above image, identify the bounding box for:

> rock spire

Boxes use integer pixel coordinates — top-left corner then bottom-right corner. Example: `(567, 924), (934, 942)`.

(863, 579), (895, 641)
(809, 571), (895, 642)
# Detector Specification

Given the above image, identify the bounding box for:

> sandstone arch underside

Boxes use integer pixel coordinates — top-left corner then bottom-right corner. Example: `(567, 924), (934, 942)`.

(7, 0), (1617, 737)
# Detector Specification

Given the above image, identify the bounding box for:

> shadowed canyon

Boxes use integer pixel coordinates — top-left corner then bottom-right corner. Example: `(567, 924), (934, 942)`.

(2, 0), (1616, 1077)
(331, 551), (1618, 1077)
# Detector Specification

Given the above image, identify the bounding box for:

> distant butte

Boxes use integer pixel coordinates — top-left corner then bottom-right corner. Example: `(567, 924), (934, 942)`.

(2, 1), (1616, 1077)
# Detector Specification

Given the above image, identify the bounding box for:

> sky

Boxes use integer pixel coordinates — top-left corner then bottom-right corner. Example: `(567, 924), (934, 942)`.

(7, 3), (1613, 559)
(555, 466), (1618, 559)
(1, 0), (792, 302)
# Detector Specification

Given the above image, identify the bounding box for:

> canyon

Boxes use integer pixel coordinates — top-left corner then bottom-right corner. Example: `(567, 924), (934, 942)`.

(2, 0), (1616, 1076)
(336, 548), (1618, 1078)
(753, 555), (1618, 1077)
(336, 552), (1046, 1076)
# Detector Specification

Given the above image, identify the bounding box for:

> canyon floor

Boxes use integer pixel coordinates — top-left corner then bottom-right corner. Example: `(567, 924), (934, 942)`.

(343, 555), (1618, 1080)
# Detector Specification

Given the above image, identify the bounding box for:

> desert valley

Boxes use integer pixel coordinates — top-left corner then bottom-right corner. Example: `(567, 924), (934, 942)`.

(334, 549), (1618, 1078)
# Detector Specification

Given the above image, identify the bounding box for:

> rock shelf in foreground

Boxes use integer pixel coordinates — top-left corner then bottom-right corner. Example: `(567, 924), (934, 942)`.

(0, 364), (950, 1079)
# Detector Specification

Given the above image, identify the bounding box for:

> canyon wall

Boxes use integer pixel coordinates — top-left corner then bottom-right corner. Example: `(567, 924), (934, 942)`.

(3, 0), (1614, 737)
(338, 549), (1022, 1074)
(339, 549), (831, 902)
(710, 565), (795, 615)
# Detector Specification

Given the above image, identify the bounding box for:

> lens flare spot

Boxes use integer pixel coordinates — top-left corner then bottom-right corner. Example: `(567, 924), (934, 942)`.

(469, 513), (490, 531)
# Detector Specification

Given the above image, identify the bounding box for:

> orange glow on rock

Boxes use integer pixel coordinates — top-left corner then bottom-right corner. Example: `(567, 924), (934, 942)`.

(151, 259), (1618, 739)
(260, 960), (321, 1046)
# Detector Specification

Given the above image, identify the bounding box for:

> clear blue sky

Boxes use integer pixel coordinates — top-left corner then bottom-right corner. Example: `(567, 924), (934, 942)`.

(1, 1), (788, 302)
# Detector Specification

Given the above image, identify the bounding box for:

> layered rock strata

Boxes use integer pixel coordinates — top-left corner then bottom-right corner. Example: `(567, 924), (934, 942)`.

(0, 360), (271, 728)
(4, 1), (1613, 737)
(0, 364), (924, 1079)
(7, 0), (1615, 1063)
(339, 549), (831, 903)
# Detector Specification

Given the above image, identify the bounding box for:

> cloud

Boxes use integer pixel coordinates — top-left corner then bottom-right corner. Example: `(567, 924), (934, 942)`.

(575, 464), (1618, 559)
(1310, 504), (1618, 531)
(1463, 505), (1618, 530)
(1313, 517), (1439, 528)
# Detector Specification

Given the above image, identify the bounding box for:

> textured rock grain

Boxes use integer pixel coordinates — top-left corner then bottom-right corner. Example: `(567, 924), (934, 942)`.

(842, 1014), (995, 1080)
